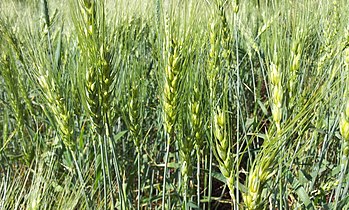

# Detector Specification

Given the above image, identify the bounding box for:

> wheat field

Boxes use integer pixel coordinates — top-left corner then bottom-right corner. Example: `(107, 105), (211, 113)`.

(1, 0), (349, 209)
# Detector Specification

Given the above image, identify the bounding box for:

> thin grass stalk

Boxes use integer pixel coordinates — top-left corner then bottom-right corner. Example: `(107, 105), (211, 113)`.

(137, 149), (141, 210)
(196, 151), (200, 208)
(108, 134), (127, 210)
(232, 5), (240, 208)
(208, 146), (213, 210)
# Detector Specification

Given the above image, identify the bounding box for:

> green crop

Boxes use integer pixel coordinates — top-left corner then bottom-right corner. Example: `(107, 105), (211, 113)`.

(1, 0), (349, 209)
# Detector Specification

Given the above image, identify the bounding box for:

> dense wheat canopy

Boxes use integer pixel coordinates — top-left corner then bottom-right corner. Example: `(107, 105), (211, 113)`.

(1, 0), (349, 209)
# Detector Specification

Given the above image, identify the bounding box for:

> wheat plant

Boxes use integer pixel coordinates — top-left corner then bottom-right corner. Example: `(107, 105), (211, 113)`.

(2, 0), (349, 209)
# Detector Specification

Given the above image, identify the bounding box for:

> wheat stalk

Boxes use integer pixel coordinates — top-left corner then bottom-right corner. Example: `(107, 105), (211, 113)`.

(76, 0), (115, 136)
(189, 84), (203, 206)
(126, 80), (143, 209)
(335, 44), (349, 206)
(35, 0), (74, 149)
(206, 1), (235, 202)
(74, 1), (117, 208)
(161, 14), (182, 209)
(242, 56), (283, 209)
(78, 0), (102, 133)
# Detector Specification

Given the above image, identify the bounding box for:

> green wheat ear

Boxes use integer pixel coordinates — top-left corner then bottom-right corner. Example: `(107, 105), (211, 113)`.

(36, 0), (74, 149)
(75, 0), (115, 136)
(269, 61), (283, 133)
(243, 148), (276, 210)
(161, 12), (184, 209)
(163, 32), (182, 138)
(206, 0), (236, 201)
